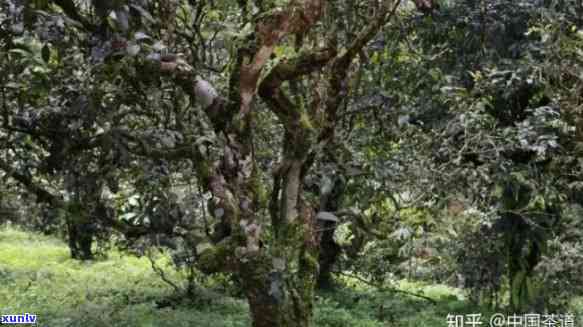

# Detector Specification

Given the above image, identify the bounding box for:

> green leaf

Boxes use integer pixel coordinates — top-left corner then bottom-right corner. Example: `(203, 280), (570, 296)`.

(9, 48), (33, 58)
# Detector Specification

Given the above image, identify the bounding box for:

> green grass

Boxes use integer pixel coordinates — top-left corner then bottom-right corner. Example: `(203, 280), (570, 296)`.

(3, 224), (579, 326)
(0, 225), (249, 327)
(312, 277), (486, 327)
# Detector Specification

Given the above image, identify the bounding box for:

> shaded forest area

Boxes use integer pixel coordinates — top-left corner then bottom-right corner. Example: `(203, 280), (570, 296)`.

(1, 0), (583, 326)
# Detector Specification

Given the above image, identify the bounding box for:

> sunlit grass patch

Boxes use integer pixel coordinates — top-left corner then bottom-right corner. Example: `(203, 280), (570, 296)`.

(0, 226), (69, 267)
(0, 225), (251, 326)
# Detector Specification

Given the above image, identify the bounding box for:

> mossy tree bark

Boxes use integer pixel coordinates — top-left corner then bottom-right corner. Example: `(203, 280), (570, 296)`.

(180, 1), (401, 325)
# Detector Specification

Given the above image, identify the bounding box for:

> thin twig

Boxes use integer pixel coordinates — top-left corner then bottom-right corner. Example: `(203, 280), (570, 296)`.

(333, 270), (437, 304)
(147, 250), (181, 294)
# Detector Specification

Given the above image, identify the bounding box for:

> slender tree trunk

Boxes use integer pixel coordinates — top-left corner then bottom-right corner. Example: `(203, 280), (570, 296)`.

(317, 224), (340, 289)
(317, 175), (344, 289)
(66, 208), (94, 260)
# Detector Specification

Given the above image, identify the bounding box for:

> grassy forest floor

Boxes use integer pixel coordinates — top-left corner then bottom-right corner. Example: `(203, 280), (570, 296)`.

(0, 225), (580, 327)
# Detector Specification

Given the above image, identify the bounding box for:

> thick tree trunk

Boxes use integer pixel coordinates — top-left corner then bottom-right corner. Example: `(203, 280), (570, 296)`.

(242, 257), (315, 327)
(198, 206), (320, 327)
(240, 166), (320, 327)
(245, 241), (319, 327)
